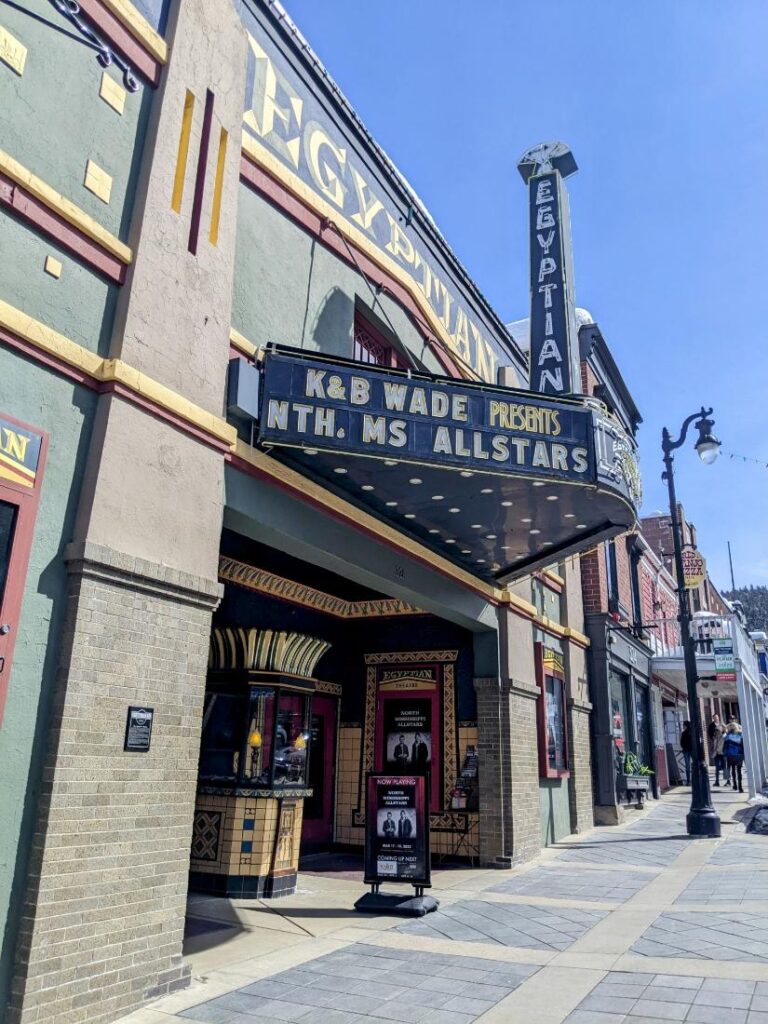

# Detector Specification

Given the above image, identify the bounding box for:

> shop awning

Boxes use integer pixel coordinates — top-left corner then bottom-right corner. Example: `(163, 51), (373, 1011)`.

(246, 348), (641, 584)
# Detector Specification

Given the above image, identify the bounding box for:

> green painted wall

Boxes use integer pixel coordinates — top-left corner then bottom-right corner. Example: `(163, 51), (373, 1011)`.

(539, 779), (571, 846)
(0, 0), (152, 239)
(0, 211), (118, 356)
(0, 354), (97, 1009)
(232, 185), (444, 374)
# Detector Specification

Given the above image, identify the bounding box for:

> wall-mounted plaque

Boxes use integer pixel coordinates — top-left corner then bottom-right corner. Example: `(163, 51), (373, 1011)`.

(124, 706), (154, 752)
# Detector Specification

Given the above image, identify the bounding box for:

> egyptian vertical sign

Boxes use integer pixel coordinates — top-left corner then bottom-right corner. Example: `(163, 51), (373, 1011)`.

(518, 143), (581, 396)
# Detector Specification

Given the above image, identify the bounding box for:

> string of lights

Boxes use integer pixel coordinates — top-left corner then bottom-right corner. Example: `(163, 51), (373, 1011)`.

(723, 450), (768, 469)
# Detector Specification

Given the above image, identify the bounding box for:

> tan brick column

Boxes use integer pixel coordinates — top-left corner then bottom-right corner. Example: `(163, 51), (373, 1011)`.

(9, 1), (247, 1021)
(567, 700), (595, 833)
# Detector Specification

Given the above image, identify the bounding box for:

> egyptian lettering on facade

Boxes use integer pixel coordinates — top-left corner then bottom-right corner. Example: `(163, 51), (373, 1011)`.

(242, 31), (509, 384)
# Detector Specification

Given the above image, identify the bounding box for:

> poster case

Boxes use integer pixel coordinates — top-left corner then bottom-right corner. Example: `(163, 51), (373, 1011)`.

(363, 773), (431, 888)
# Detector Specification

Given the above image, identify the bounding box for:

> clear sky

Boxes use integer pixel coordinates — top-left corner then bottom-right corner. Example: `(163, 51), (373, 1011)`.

(283, 0), (768, 591)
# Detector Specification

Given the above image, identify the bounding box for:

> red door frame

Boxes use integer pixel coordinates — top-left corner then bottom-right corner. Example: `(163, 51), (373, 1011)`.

(302, 693), (338, 847)
(0, 413), (48, 725)
(375, 680), (442, 811)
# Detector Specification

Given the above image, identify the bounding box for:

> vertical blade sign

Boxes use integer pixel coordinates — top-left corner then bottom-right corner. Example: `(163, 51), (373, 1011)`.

(528, 171), (576, 395)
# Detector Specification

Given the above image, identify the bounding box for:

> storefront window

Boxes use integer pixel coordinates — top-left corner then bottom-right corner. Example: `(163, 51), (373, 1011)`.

(199, 686), (311, 789)
(634, 683), (652, 769)
(544, 675), (568, 772)
(610, 671), (628, 767)
(0, 500), (17, 605)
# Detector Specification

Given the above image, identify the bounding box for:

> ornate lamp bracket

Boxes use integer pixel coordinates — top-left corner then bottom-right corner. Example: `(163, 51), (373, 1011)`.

(48, 0), (140, 92)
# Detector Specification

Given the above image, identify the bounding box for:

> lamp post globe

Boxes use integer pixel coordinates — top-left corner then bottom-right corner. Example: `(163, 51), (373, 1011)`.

(661, 407), (721, 838)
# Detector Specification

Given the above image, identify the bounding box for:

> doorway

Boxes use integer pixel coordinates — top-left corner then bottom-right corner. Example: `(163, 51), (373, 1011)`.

(301, 694), (338, 850)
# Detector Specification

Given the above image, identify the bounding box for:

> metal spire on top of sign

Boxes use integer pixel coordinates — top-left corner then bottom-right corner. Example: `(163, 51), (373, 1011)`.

(517, 142), (581, 396)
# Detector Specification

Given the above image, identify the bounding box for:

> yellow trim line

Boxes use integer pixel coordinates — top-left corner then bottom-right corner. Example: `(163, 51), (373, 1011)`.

(97, 0), (168, 63)
(0, 151), (132, 265)
(229, 327), (258, 358)
(0, 300), (235, 448)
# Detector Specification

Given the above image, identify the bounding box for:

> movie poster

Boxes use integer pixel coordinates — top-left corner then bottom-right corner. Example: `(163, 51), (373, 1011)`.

(364, 774), (430, 885)
(383, 699), (432, 773)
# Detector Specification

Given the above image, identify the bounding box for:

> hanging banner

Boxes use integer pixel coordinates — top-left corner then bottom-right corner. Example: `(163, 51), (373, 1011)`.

(364, 774), (430, 885)
(681, 546), (706, 589)
(713, 638), (736, 682)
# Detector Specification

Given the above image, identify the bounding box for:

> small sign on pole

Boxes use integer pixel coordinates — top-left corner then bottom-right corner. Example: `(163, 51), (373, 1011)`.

(681, 546), (706, 589)
(713, 638), (737, 682)
(355, 773), (438, 917)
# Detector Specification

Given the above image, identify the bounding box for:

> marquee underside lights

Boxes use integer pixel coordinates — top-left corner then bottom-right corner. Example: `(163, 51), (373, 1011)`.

(255, 349), (640, 583)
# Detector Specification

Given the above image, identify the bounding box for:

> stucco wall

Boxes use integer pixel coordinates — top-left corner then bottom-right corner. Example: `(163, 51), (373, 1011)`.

(0, 356), (96, 1008)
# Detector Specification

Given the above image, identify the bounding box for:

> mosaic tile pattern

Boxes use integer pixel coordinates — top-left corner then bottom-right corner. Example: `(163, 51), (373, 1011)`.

(395, 899), (605, 950)
(488, 866), (656, 903)
(632, 911), (768, 961)
(180, 943), (538, 1024)
(564, 973), (768, 1024)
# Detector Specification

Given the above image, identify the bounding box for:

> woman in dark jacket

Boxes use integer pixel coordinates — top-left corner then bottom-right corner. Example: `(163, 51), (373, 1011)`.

(723, 721), (745, 793)
(680, 721), (692, 785)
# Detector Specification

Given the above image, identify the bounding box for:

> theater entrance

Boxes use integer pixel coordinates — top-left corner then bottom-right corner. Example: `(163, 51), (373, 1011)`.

(301, 693), (338, 851)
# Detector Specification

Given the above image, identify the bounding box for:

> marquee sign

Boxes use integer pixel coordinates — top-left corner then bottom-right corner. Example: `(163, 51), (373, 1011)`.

(239, 7), (519, 384)
(259, 352), (594, 482)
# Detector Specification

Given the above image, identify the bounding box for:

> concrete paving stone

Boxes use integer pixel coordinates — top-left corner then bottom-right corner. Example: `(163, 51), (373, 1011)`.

(180, 1005), (243, 1024)
(454, 982), (512, 1002)
(628, 999), (687, 1021)
(564, 1011), (628, 1024)
(592, 983), (651, 1000)
(605, 974), (655, 987)
(488, 867), (654, 903)
(439, 996), (496, 1015)
(701, 980), (756, 994)
(417, 977), (473, 996)
(434, 966), (493, 983)
(351, 981), (409, 1001)
(748, 1014), (768, 1024)
(695, 991), (753, 1010)
(638, 987), (692, 1004)
(305, 1012), (363, 1024)
(211, 994), (313, 1021)
(686, 1006), (748, 1024)
(752, 997), (768, 1012)
(397, 990), (454, 1010)
(239, 981), (307, 1000)
(580, 994), (636, 1013)
(416, 1011), (475, 1024)
(755, 985), (768, 997)
(331, 993), (414, 1018)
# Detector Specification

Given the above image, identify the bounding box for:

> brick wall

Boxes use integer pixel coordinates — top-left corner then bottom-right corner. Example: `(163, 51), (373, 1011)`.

(580, 549), (607, 614)
(10, 546), (220, 1024)
(567, 704), (594, 833)
(507, 682), (542, 863)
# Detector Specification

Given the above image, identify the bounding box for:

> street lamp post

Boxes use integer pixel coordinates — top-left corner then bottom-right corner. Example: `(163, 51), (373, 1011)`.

(661, 407), (722, 838)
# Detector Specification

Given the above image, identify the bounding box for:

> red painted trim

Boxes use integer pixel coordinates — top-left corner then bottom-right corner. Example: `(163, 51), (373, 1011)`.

(239, 154), (464, 381)
(189, 89), (215, 255)
(227, 449), (497, 605)
(77, 0), (162, 87)
(535, 642), (571, 780)
(0, 328), (98, 388)
(0, 173), (126, 284)
(0, 413), (49, 725)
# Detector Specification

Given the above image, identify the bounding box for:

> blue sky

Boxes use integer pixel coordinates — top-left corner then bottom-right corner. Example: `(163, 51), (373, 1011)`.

(284, 0), (768, 590)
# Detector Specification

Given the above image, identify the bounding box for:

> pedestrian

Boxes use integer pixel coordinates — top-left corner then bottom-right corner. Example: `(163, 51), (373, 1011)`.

(713, 726), (727, 787)
(723, 720), (745, 793)
(708, 714), (724, 761)
(680, 720), (692, 785)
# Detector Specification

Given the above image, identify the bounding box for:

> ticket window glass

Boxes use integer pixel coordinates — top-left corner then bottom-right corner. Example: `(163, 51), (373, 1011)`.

(199, 686), (311, 789)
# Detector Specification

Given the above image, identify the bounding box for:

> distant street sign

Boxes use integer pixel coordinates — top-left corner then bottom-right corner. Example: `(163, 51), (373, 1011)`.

(713, 638), (737, 682)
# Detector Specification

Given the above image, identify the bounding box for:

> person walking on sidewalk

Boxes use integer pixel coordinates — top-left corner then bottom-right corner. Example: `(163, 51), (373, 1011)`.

(723, 720), (745, 793)
(713, 726), (727, 787)
(708, 714), (724, 760)
(680, 721), (693, 785)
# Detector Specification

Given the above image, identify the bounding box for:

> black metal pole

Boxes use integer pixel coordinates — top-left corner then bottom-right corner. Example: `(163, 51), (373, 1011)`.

(662, 428), (721, 838)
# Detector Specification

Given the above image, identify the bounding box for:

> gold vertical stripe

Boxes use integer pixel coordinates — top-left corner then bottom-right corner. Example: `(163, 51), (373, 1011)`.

(171, 90), (195, 213)
(209, 127), (228, 245)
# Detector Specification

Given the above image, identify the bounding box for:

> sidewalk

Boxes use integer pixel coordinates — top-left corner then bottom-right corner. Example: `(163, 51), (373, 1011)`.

(117, 785), (768, 1024)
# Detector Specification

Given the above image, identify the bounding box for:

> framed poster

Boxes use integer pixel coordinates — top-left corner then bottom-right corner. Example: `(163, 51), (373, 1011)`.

(364, 774), (431, 886)
(535, 643), (570, 778)
(382, 697), (432, 773)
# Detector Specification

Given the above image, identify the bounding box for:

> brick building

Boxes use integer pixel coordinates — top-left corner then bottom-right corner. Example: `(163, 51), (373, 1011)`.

(0, 3), (642, 1023)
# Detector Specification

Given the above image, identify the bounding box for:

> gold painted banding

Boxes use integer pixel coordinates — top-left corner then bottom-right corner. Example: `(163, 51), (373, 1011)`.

(0, 151), (132, 264)
(230, 327), (258, 358)
(97, 0), (168, 62)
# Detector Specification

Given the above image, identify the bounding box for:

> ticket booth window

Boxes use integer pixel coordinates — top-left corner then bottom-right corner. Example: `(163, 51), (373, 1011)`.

(0, 501), (17, 602)
(199, 685), (311, 790)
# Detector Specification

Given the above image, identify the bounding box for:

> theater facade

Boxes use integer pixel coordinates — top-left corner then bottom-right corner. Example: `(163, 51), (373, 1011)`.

(0, 1), (639, 1022)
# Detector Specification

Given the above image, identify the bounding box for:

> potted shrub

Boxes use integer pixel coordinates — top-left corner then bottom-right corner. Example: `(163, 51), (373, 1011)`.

(619, 752), (654, 797)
